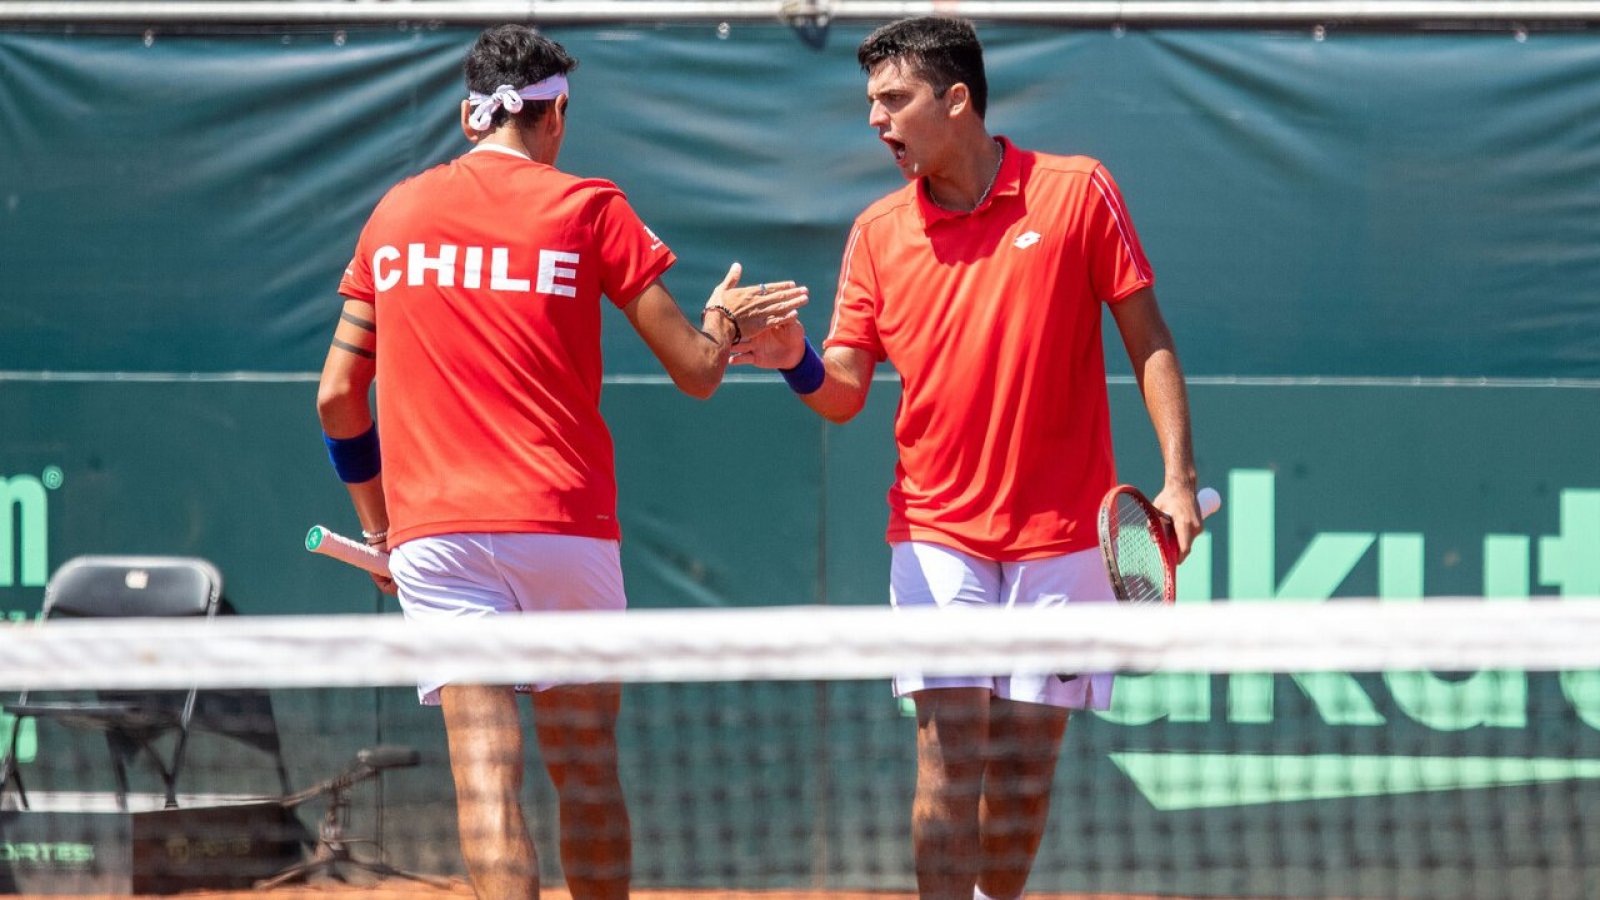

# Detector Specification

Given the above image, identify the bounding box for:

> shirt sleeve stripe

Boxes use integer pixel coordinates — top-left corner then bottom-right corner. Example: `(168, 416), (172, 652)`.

(1089, 167), (1153, 285)
(827, 225), (866, 342)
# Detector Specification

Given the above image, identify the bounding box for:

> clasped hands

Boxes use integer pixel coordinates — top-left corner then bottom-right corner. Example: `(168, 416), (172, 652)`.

(704, 262), (809, 361)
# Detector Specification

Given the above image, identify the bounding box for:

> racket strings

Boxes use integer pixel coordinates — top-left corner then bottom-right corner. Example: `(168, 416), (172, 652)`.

(1110, 495), (1169, 604)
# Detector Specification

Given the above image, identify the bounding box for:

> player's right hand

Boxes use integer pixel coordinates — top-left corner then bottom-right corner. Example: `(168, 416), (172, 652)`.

(708, 262), (809, 341)
(1151, 486), (1205, 563)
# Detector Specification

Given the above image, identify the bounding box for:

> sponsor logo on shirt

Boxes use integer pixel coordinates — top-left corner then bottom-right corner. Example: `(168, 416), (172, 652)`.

(1013, 231), (1042, 250)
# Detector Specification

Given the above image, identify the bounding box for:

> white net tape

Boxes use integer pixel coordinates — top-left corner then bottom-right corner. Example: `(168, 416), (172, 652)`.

(3, 599), (1599, 690)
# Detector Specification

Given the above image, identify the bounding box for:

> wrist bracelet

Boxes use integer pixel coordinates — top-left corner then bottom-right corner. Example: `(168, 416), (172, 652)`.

(781, 339), (826, 395)
(361, 529), (388, 544)
(704, 304), (742, 346)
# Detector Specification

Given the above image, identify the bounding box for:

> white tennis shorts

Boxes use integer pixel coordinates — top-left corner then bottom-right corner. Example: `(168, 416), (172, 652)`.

(389, 532), (626, 705)
(890, 542), (1115, 710)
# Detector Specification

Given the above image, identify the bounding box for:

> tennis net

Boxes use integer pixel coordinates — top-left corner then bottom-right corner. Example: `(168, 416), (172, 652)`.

(2, 599), (1599, 898)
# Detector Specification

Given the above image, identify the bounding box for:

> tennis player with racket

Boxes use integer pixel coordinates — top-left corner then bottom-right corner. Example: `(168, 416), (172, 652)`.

(737, 16), (1203, 900)
(316, 25), (805, 900)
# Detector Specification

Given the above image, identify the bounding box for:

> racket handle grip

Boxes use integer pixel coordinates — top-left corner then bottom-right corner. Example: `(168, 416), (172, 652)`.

(306, 525), (392, 579)
(1196, 487), (1222, 519)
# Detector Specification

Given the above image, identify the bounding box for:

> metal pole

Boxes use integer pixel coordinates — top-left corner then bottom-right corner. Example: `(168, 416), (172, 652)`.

(0, 0), (1597, 24)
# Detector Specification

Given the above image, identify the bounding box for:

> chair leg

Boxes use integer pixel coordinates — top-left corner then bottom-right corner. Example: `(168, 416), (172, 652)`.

(273, 753), (293, 797)
(165, 724), (193, 809)
(10, 770), (28, 811)
(114, 764), (131, 811)
(123, 733), (179, 809)
(0, 741), (30, 811)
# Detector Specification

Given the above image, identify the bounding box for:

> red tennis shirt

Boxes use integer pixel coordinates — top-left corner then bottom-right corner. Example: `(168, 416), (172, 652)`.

(825, 137), (1154, 561)
(339, 146), (675, 546)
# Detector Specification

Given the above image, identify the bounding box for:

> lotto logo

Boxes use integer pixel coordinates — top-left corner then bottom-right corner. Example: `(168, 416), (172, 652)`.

(1013, 231), (1042, 249)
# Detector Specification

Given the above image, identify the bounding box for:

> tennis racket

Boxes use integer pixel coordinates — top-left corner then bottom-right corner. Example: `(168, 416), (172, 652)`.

(306, 525), (391, 578)
(1097, 485), (1221, 605)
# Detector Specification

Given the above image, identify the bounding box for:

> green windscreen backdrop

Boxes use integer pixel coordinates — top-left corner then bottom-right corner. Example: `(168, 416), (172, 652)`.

(2, 19), (1599, 896)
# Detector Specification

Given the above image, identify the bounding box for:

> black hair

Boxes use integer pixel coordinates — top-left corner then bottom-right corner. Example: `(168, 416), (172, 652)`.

(464, 24), (578, 130)
(857, 16), (987, 120)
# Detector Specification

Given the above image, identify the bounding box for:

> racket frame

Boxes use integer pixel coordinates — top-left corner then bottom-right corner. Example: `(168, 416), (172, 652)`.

(1096, 484), (1179, 605)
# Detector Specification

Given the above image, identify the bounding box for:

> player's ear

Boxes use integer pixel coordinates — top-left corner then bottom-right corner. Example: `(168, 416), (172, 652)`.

(459, 100), (481, 142)
(945, 82), (971, 118)
(552, 94), (570, 133)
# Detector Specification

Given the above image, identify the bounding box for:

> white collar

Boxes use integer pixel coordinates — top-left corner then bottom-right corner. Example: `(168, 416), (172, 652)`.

(469, 143), (532, 161)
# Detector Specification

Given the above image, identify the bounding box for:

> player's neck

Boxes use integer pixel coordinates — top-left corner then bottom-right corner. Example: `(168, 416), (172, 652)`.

(478, 130), (560, 166)
(926, 135), (1004, 213)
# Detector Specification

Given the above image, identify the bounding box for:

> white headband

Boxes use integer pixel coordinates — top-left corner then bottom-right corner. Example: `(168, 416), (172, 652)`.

(466, 74), (569, 132)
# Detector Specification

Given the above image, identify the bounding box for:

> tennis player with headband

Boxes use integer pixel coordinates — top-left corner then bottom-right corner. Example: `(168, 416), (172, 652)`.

(316, 24), (806, 900)
(736, 16), (1201, 900)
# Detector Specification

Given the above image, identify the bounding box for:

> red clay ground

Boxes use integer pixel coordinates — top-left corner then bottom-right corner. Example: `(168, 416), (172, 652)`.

(19, 884), (1191, 899)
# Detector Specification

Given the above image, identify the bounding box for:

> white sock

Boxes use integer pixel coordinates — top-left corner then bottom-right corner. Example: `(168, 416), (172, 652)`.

(975, 887), (1022, 900)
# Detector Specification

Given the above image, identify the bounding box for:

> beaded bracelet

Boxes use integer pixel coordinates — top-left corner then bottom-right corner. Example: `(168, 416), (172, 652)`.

(704, 304), (742, 346)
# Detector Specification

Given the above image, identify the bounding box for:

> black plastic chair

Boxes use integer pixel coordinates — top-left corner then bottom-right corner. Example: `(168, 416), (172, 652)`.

(0, 556), (289, 811)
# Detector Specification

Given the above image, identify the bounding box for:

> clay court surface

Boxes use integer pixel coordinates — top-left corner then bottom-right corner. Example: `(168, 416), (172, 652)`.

(15, 885), (1186, 899)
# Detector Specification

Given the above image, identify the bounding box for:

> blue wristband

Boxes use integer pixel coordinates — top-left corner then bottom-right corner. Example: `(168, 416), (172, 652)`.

(324, 425), (382, 484)
(781, 339), (826, 395)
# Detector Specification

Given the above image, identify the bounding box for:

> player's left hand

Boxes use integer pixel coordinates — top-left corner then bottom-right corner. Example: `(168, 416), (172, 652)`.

(367, 538), (398, 595)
